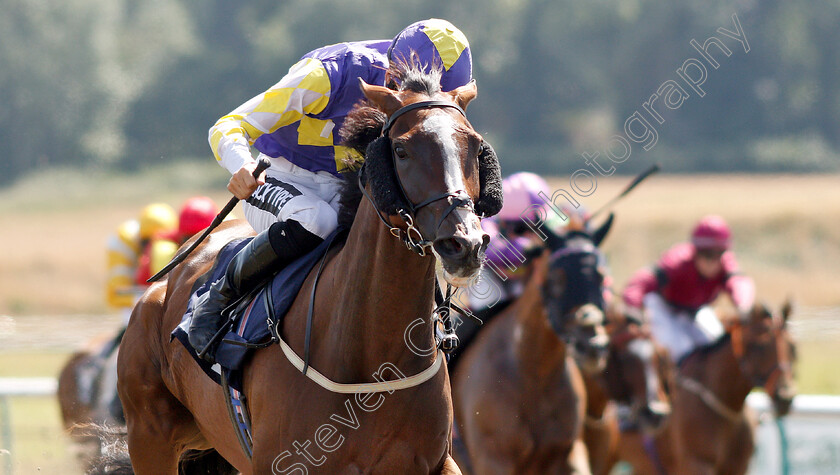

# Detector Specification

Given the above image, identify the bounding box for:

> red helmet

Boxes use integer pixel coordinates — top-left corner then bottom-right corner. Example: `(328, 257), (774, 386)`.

(178, 197), (217, 238)
(691, 215), (732, 250)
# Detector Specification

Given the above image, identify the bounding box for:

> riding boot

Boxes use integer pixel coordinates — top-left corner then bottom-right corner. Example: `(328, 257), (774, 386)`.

(188, 220), (322, 362)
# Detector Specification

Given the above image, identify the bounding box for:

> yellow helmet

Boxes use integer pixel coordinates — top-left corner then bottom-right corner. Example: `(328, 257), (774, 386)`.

(138, 203), (177, 240)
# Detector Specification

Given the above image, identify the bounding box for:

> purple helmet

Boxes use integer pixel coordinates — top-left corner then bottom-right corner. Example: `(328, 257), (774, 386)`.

(388, 19), (472, 91)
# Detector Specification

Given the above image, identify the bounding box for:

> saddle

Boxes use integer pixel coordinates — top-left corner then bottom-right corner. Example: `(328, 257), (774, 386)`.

(171, 229), (343, 388)
(170, 230), (344, 458)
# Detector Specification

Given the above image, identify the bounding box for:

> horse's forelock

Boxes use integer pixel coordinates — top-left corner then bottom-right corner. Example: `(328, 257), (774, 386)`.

(388, 54), (442, 97)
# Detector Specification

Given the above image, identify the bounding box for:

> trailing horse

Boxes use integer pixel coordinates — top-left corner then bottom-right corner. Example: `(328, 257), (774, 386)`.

(451, 223), (612, 474)
(580, 309), (671, 475)
(57, 331), (125, 467)
(617, 300), (796, 475)
(116, 61), (502, 474)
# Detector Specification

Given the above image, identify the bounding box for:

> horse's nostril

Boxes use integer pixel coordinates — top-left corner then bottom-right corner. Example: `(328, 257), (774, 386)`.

(434, 236), (470, 260)
(452, 240), (463, 253)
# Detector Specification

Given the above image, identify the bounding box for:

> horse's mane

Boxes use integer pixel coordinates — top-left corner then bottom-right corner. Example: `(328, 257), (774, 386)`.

(337, 57), (444, 229)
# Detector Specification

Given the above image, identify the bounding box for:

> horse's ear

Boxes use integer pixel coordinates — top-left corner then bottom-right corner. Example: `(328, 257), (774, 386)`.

(359, 78), (403, 116)
(781, 297), (794, 325)
(591, 213), (615, 247)
(447, 80), (477, 110)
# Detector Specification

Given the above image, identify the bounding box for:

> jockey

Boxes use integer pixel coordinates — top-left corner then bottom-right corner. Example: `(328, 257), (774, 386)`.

(134, 196), (219, 284)
(622, 215), (755, 363)
(89, 199), (217, 421)
(470, 172), (556, 312)
(190, 19), (475, 361)
(106, 203), (178, 321)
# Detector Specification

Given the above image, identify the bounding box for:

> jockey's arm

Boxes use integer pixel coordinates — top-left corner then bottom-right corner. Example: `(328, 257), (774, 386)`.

(622, 266), (664, 318)
(106, 221), (142, 309)
(208, 58), (332, 199)
(721, 252), (755, 315)
(725, 274), (755, 316)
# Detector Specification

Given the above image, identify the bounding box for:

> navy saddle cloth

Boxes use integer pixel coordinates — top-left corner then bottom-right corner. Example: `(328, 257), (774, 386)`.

(171, 229), (343, 390)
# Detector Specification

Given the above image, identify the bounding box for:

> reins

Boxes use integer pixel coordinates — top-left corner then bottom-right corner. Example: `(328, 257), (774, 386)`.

(677, 376), (742, 423)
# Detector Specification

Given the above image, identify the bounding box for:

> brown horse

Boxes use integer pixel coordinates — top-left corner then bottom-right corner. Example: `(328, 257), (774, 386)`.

(116, 63), (502, 474)
(57, 332), (124, 463)
(617, 300), (796, 475)
(452, 227), (614, 474)
(580, 310), (671, 475)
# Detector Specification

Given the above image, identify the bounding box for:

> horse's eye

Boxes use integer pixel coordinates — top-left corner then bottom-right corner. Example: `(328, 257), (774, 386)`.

(393, 145), (408, 159)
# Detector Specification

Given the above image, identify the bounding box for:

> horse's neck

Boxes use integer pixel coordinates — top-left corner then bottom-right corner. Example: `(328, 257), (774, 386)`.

(325, 200), (438, 371)
(514, 282), (567, 379)
(582, 370), (609, 417)
(688, 338), (753, 413)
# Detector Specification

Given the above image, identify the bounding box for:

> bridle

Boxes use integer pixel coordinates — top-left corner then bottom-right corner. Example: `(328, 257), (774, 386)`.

(727, 317), (791, 397)
(676, 315), (791, 424)
(547, 242), (607, 336)
(358, 100), (476, 257)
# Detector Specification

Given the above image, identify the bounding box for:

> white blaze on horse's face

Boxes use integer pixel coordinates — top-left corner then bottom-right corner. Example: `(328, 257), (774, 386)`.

(423, 112), (486, 286)
(422, 114), (466, 192)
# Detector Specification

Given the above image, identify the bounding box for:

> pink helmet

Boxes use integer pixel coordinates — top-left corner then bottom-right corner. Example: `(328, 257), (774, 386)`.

(691, 215), (732, 250)
(497, 172), (549, 221)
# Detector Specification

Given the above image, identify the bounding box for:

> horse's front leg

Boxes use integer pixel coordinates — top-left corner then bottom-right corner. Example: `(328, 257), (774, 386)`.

(439, 454), (463, 474)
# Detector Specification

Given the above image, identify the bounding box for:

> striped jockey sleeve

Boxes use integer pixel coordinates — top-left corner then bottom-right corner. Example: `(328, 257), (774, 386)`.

(106, 220), (142, 308)
(209, 57), (332, 174)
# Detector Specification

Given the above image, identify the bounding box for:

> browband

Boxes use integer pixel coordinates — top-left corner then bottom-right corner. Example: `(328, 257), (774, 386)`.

(381, 100), (466, 137)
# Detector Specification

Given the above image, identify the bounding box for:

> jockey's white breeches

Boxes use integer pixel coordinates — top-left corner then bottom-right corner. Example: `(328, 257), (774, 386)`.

(242, 154), (344, 239)
(644, 292), (725, 363)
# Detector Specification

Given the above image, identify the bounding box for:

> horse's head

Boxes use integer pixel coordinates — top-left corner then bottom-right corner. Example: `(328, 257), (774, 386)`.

(604, 310), (671, 433)
(357, 63), (502, 286)
(542, 217), (614, 373)
(730, 300), (797, 417)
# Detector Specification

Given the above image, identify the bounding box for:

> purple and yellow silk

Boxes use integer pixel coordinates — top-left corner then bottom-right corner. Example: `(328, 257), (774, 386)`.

(209, 19), (473, 178)
(388, 18), (472, 92)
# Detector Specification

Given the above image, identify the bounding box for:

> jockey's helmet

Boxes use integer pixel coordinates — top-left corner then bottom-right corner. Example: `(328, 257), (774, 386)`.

(497, 172), (549, 222)
(388, 19), (472, 92)
(178, 196), (218, 238)
(691, 215), (732, 250)
(139, 203), (177, 240)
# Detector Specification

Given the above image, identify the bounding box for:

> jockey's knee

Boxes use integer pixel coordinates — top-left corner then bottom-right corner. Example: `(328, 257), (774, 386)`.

(283, 196), (338, 239)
